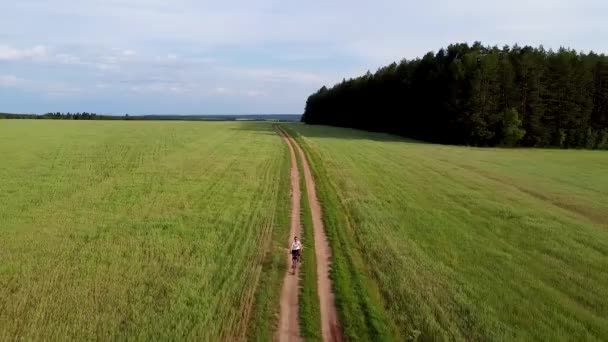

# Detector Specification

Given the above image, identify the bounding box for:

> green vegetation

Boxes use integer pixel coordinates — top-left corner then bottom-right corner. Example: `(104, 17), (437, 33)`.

(293, 137), (322, 341)
(286, 126), (397, 341)
(303, 43), (608, 148)
(2, 119), (606, 341)
(288, 123), (608, 341)
(247, 131), (291, 341)
(0, 120), (289, 340)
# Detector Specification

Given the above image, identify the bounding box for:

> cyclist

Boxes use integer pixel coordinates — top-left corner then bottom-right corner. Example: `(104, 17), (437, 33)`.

(290, 236), (302, 269)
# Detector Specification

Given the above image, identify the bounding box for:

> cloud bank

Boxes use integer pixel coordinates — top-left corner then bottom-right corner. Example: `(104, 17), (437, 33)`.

(1, 0), (606, 114)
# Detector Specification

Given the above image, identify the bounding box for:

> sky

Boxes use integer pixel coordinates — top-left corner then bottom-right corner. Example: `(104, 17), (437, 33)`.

(1, 0), (607, 115)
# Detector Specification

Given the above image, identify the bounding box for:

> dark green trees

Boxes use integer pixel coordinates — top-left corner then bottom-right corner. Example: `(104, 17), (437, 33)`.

(302, 43), (608, 148)
(501, 108), (526, 146)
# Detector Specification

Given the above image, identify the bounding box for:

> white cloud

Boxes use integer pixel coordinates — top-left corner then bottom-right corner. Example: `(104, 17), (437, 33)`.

(246, 90), (266, 97)
(232, 68), (328, 85)
(95, 63), (118, 71)
(55, 53), (81, 64)
(45, 84), (83, 97)
(154, 54), (179, 65)
(0, 75), (22, 87)
(0, 45), (48, 61)
(0, 0), (606, 113)
(126, 81), (198, 95)
(0, 74), (82, 97)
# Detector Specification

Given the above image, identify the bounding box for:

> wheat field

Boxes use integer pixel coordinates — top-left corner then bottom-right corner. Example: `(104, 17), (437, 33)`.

(0, 120), (289, 340)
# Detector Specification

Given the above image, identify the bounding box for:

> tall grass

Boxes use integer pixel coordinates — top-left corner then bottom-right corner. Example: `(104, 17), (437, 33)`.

(286, 126), (397, 341)
(293, 135), (322, 341)
(288, 124), (608, 341)
(0, 120), (288, 340)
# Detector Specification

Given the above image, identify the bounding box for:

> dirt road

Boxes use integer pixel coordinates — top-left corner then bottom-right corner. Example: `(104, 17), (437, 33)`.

(278, 127), (343, 342)
(277, 129), (302, 342)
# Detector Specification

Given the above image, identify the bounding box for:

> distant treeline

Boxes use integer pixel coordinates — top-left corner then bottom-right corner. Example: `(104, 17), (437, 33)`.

(0, 112), (130, 120)
(0, 113), (301, 122)
(302, 43), (608, 148)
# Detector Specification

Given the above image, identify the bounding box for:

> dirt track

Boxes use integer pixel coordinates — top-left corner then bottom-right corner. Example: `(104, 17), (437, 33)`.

(277, 129), (302, 342)
(277, 127), (343, 342)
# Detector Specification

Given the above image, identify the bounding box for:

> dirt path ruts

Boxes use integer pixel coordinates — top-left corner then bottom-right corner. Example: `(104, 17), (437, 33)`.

(277, 129), (302, 342)
(281, 128), (343, 342)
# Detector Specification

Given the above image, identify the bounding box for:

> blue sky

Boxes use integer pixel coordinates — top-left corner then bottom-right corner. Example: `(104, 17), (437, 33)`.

(1, 0), (607, 114)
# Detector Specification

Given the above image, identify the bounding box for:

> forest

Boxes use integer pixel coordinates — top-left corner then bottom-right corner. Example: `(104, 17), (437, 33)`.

(302, 43), (608, 148)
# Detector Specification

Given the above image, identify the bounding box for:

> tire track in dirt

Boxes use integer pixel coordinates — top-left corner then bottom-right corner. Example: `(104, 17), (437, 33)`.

(277, 128), (302, 342)
(280, 127), (343, 342)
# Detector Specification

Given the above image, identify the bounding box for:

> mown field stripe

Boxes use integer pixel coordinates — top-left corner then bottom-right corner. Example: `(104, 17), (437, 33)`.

(293, 129), (322, 342)
(276, 127), (303, 341)
(247, 137), (291, 341)
(284, 125), (399, 341)
(281, 126), (344, 342)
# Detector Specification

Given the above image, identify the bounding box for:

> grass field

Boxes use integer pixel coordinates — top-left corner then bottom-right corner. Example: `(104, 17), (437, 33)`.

(2, 119), (607, 341)
(287, 124), (608, 341)
(0, 120), (290, 340)
(295, 140), (322, 341)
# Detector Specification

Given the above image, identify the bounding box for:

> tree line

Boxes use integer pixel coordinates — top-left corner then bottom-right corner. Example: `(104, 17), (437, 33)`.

(302, 43), (608, 148)
(0, 112), (132, 120)
(0, 113), (301, 121)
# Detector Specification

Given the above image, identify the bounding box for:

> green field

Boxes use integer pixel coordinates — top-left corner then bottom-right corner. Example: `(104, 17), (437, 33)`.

(2, 120), (607, 341)
(0, 120), (290, 340)
(287, 124), (608, 341)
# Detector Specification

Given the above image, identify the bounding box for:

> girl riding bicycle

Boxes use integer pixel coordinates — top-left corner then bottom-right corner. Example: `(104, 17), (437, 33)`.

(291, 237), (302, 270)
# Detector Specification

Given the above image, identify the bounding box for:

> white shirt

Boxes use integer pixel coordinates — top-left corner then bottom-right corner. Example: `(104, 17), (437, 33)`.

(291, 241), (302, 251)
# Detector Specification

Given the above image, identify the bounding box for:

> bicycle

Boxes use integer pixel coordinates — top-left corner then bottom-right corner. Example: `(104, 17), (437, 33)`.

(291, 249), (301, 274)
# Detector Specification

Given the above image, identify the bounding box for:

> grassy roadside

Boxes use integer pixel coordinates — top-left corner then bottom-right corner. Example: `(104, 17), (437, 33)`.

(283, 125), (399, 341)
(294, 137), (323, 341)
(285, 124), (608, 340)
(247, 129), (292, 341)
